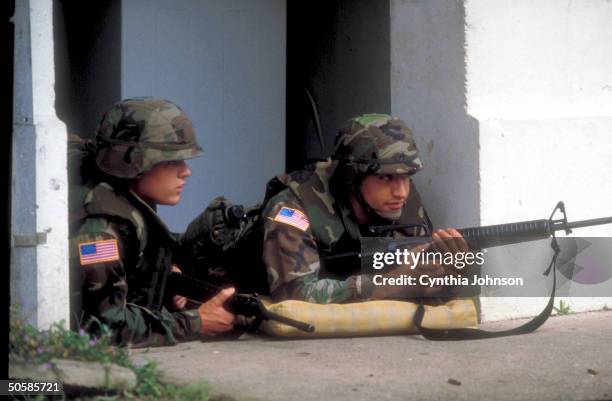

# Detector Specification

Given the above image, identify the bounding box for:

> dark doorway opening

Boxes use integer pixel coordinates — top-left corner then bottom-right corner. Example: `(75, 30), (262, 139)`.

(54, 0), (121, 139)
(53, 1), (121, 329)
(286, 0), (391, 172)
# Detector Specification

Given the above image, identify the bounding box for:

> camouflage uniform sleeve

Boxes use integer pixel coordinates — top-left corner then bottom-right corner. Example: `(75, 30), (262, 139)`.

(262, 193), (364, 304)
(71, 217), (201, 347)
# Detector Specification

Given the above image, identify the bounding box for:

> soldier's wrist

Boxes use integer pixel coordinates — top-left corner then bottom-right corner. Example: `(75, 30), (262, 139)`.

(182, 309), (202, 336)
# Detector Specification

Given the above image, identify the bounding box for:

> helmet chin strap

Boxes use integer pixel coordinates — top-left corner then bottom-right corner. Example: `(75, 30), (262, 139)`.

(374, 208), (402, 221)
(354, 187), (401, 222)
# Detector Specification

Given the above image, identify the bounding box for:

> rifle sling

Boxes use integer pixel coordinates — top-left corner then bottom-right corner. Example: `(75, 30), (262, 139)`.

(414, 237), (560, 340)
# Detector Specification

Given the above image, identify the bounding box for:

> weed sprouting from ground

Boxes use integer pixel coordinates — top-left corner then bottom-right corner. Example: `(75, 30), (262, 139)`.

(10, 305), (209, 401)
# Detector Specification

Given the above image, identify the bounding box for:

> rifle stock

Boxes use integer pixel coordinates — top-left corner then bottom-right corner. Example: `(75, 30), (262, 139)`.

(458, 215), (612, 249)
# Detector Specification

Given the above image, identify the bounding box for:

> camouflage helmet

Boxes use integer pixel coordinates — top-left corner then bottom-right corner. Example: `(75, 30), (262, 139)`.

(95, 97), (203, 178)
(331, 113), (423, 184)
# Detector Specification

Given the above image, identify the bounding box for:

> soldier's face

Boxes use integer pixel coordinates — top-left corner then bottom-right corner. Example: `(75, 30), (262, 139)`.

(359, 174), (411, 214)
(130, 160), (192, 206)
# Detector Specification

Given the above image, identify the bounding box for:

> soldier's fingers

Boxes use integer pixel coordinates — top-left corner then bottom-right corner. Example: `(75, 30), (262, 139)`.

(447, 228), (470, 252)
(439, 229), (464, 254)
(432, 231), (451, 253)
(172, 295), (187, 310)
(212, 287), (236, 306)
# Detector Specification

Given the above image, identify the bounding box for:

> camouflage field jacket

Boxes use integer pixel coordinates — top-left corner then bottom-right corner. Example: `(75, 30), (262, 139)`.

(262, 160), (432, 304)
(71, 182), (201, 347)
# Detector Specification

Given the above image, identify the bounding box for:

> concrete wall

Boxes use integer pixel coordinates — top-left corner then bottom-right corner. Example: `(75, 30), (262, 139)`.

(468, 0), (612, 320)
(391, 0), (612, 320)
(390, 0), (480, 229)
(121, 0), (287, 231)
(11, 0), (69, 328)
(466, 0), (612, 229)
(466, 0), (612, 120)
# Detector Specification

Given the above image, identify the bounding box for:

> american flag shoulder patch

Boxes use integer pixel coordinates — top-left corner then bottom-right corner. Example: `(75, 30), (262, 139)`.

(272, 206), (310, 231)
(79, 239), (120, 265)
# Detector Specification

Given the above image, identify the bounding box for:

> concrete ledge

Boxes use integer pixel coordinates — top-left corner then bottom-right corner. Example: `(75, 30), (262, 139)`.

(9, 357), (137, 395)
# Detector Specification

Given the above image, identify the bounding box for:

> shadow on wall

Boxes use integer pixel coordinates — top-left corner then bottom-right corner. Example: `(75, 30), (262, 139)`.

(391, 0), (480, 230)
(54, 1), (121, 139)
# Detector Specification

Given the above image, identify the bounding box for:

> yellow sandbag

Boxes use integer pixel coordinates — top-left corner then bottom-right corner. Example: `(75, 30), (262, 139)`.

(259, 298), (477, 338)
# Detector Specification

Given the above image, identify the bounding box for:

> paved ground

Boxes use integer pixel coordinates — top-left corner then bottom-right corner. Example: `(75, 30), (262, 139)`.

(133, 311), (612, 401)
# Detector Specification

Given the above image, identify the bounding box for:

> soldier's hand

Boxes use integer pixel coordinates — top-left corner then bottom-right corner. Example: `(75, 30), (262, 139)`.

(198, 287), (236, 336)
(370, 239), (463, 300)
(170, 265), (188, 311)
(431, 228), (469, 255)
(171, 295), (188, 310)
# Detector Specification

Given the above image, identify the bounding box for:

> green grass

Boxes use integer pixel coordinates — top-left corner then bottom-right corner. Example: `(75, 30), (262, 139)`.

(553, 300), (572, 315)
(10, 305), (209, 401)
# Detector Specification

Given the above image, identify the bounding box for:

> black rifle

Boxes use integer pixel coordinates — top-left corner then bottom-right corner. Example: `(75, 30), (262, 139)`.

(119, 189), (312, 332)
(166, 272), (315, 333)
(326, 201), (612, 260)
(360, 201), (612, 340)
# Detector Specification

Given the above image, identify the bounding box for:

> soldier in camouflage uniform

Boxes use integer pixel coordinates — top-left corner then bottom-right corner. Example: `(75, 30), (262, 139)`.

(262, 114), (469, 303)
(71, 97), (235, 347)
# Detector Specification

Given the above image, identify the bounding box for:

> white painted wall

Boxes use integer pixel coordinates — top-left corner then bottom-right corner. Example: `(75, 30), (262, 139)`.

(467, 0), (612, 320)
(391, 0), (612, 321)
(121, 0), (286, 231)
(11, 0), (69, 328)
(390, 0), (480, 229)
(466, 0), (612, 120)
(478, 119), (612, 230)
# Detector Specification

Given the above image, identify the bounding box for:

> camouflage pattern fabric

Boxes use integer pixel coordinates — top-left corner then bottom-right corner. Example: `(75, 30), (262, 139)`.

(262, 114), (432, 304)
(263, 188), (359, 303)
(95, 97), (202, 179)
(71, 182), (201, 347)
(333, 114), (423, 177)
(262, 160), (432, 304)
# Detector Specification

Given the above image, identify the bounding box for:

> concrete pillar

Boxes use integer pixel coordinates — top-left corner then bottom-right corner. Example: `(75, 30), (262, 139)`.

(11, 0), (69, 328)
(391, 0), (612, 320)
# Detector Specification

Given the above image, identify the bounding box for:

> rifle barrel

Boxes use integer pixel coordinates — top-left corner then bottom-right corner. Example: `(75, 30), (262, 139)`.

(342, 210), (612, 261)
(458, 219), (551, 249)
(456, 215), (612, 249)
(563, 216), (612, 231)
